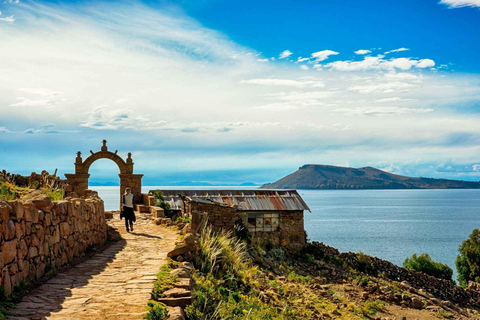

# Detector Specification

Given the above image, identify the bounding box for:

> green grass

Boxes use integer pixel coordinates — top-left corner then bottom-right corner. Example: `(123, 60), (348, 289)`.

(359, 299), (386, 316)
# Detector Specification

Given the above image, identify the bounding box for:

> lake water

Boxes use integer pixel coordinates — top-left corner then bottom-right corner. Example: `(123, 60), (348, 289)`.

(91, 186), (480, 280)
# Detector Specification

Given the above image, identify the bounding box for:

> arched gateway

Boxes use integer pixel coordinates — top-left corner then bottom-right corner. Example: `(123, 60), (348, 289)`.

(64, 140), (143, 205)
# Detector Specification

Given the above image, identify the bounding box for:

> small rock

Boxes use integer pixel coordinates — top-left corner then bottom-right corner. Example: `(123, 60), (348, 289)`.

(170, 268), (191, 278)
(168, 306), (186, 320)
(411, 297), (423, 309)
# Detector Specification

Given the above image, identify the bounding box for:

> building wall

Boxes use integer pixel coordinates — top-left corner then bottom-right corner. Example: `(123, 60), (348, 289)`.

(0, 196), (107, 295)
(240, 210), (305, 250)
(189, 201), (237, 233)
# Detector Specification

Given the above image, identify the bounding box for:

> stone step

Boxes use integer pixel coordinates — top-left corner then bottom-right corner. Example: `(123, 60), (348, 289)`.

(163, 288), (191, 298)
(157, 296), (192, 307)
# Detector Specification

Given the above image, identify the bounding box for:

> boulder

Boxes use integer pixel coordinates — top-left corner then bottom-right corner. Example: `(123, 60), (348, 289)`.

(167, 244), (195, 259)
(411, 297), (424, 309)
(183, 233), (197, 246)
(168, 306), (186, 320)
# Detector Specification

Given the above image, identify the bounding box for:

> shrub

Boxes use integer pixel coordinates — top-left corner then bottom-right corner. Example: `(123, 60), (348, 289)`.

(403, 253), (453, 281)
(356, 251), (375, 273)
(270, 248), (286, 261)
(456, 229), (480, 287)
(0, 184), (15, 201)
(42, 188), (64, 201)
(152, 190), (172, 218)
(360, 299), (385, 316)
(144, 301), (169, 320)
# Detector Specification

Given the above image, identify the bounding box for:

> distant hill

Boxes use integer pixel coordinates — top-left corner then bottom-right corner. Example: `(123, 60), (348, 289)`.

(261, 164), (480, 190)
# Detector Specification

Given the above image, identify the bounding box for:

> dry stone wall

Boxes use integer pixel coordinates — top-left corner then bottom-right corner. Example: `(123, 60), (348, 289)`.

(311, 241), (480, 308)
(0, 195), (107, 295)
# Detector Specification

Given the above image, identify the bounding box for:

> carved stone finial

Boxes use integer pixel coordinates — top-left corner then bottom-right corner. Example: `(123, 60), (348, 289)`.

(101, 140), (108, 152)
(75, 151), (82, 164)
(126, 152), (133, 164)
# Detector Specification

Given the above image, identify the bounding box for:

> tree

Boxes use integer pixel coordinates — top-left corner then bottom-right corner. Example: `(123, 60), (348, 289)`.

(403, 253), (453, 281)
(456, 229), (480, 287)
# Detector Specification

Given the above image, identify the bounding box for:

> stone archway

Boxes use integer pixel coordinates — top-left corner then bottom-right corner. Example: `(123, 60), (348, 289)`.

(65, 140), (143, 206)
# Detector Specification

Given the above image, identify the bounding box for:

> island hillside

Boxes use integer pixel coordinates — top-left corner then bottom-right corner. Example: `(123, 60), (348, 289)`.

(261, 164), (480, 189)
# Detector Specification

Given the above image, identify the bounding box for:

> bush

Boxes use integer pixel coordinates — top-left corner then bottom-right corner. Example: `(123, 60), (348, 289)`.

(152, 190), (172, 218)
(144, 301), (169, 320)
(356, 251), (375, 273)
(403, 253), (453, 281)
(0, 184), (15, 201)
(456, 229), (480, 287)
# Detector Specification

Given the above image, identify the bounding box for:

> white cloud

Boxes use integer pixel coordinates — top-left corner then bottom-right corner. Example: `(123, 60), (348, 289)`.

(297, 57), (309, 62)
(384, 73), (422, 80)
(416, 59), (435, 68)
(375, 97), (410, 103)
(473, 164), (480, 171)
(311, 50), (339, 61)
(323, 56), (435, 71)
(0, 15), (15, 23)
(332, 106), (433, 116)
(349, 81), (414, 94)
(256, 58), (269, 62)
(355, 49), (371, 55)
(440, 0), (480, 8)
(385, 47), (409, 54)
(279, 50), (293, 59)
(300, 65), (309, 70)
(3, 0), (20, 3)
(240, 78), (324, 88)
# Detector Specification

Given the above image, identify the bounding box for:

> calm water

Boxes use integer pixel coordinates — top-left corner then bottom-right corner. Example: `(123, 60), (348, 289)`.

(92, 186), (480, 279)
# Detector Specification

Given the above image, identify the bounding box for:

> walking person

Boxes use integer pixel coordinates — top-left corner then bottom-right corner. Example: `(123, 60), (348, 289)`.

(121, 187), (136, 232)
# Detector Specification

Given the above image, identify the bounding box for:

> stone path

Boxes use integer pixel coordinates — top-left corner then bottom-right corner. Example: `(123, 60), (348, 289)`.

(9, 215), (177, 320)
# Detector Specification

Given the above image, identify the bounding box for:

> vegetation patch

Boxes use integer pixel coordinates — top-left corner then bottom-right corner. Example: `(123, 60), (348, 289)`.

(152, 190), (173, 218)
(144, 301), (169, 320)
(403, 253), (453, 281)
(151, 260), (180, 300)
(456, 228), (480, 287)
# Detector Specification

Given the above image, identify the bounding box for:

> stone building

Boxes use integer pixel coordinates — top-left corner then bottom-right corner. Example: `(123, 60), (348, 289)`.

(152, 190), (310, 249)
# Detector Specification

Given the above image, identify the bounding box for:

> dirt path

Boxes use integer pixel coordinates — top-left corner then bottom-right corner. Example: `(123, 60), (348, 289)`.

(9, 215), (177, 320)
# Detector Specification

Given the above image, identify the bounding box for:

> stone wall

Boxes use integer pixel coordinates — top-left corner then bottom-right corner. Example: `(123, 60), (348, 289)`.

(189, 200), (237, 233)
(310, 241), (480, 308)
(0, 195), (107, 296)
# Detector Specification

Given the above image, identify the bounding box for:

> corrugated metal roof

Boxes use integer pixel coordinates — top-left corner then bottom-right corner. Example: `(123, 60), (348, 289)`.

(149, 189), (311, 212)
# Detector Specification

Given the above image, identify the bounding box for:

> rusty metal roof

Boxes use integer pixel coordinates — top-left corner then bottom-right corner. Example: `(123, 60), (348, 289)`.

(149, 189), (311, 212)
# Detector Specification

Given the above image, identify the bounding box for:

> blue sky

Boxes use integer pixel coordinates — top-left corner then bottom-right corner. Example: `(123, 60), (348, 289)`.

(0, 0), (479, 185)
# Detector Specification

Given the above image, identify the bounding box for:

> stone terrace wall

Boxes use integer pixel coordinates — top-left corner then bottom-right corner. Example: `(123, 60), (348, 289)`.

(0, 196), (107, 295)
(311, 241), (480, 308)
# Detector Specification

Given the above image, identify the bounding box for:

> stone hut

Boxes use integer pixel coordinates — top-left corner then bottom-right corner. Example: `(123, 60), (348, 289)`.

(152, 190), (310, 250)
